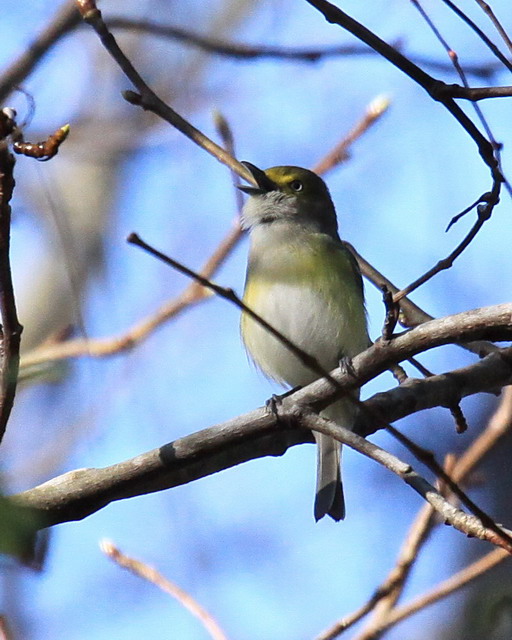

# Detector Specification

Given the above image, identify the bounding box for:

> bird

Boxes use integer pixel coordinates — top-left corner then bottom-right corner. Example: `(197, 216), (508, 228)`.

(239, 162), (369, 521)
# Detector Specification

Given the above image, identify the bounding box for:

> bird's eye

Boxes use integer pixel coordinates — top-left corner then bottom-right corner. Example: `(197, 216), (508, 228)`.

(290, 180), (303, 192)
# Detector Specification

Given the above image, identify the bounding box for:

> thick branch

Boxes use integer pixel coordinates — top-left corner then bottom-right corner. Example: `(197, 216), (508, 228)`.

(13, 307), (512, 527)
(442, 84), (512, 101)
(358, 349), (512, 436)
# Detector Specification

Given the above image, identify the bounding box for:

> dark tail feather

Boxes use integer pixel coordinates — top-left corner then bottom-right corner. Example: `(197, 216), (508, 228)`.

(313, 433), (345, 521)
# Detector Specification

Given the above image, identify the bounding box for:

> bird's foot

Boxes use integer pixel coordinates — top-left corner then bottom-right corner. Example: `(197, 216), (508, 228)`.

(266, 387), (301, 417)
(338, 356), (356, 378)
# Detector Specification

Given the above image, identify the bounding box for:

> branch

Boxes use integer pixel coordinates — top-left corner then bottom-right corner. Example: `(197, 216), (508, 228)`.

(0, 1), (81, 103)
(304, 411), (512, 551)
(75, 0), (252, 183)
(358, 349), (512, 436)
(441, 84), (512, 101)
(474, 0), (512, 56)
(392, 196), (498, 303)
(439, 0), (512, 73)
(347, 242), (498, 358)
(304, 0), (502, 195)
(12, 308), (512, 528)
(0, 111), (23, 443)
(363, 548), (509, 638)
(20, 222), (243, 369)
(102, 17), (504, 80)
(101, 540), (228, 640)
(349, 386), (512, 639)
(0, 2), (502, 107)
(312, 95), (390, 174)
(316, 456), (457, 640)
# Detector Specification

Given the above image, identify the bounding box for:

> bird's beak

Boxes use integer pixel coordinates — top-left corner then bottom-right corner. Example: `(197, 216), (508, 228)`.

(238, 161), (276, 195)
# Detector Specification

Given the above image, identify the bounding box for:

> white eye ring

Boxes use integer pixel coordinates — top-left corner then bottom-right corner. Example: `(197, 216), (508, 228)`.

(290, 180), (303, 192)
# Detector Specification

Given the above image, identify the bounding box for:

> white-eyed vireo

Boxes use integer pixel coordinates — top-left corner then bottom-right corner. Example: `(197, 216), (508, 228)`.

(239, 162), (369, 521)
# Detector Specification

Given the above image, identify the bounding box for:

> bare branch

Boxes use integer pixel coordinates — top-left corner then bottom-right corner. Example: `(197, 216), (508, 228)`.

(312, 95), (390, 175)
(317, 456), (457, 640)
(0, 111), (23, 443)
(359, 350), (512, 437)
(442, 85), (512, 101)
(101, 540), (228, 640)
(75, 0), (251, 182)
(304, 0), (503, 207)
(20, 222), (243, 368)
(103, 17), (503, 79)
(474, 0), (512, 56)
(12, 309), (512, 528)
(366, 548), (509, 637)
(335, 384), (512, 640)
(439, 0), (512, 72)
(409, 0), (510, 202)
(347, 242), (498, 358)
(0, 1), (80, 103)
(392, 198), (498, 303)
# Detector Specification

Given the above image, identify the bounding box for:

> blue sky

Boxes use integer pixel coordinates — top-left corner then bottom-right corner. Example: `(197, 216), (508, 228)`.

(1, 1), (512, 638)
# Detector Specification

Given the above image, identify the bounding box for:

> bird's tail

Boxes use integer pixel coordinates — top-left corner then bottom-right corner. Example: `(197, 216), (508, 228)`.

(313, 397), (356, 521)
(314, 432), (344, 521)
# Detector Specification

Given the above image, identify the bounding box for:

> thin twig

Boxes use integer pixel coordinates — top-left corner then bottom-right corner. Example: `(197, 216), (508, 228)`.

(301, 410), (512, 552)
(314, 590), (392, 640)
(0, 1), (81, 103)
(103, 17), (503, 78)
(213, 111), (244, 213)
(316, 455), (457, 640)
(439, 0), (512, 72)
(392, 201), (496, 303)
(312, 95), (390, 175)
(0, 111), (23, 443)
(367, 548), (509, 637)
(75, 0), (252, 183)
(474, 0), (512, 55)
(451, 385), (512, 481)
(346, 242), (498, 358)
(101, 540), (228, 640)
(410, 0), (511, 200)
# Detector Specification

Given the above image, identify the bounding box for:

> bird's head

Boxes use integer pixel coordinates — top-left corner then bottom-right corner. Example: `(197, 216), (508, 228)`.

(239, 162), (339, 237)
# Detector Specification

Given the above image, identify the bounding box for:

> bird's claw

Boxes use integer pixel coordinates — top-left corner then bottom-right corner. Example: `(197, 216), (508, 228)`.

(338, 356), (356, 378)
(265, 387), (301, 417)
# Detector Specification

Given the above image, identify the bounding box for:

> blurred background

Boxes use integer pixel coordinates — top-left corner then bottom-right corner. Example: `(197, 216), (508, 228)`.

(1, 0), (512, 638)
